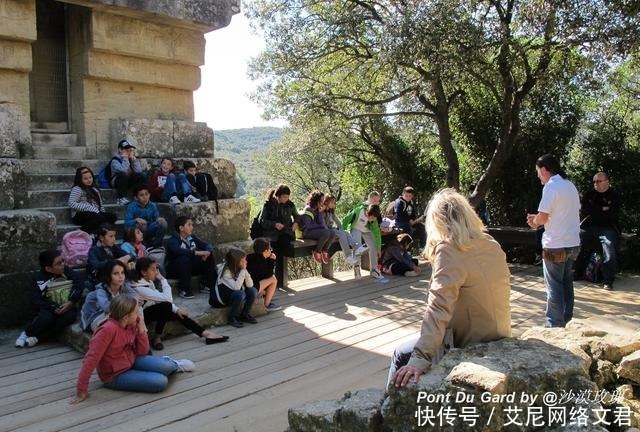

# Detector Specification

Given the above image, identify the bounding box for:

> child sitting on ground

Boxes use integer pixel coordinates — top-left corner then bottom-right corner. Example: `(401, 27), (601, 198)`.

(342, 203), (384, 279)
(68, 166), (117, 234)
(81, 260), (138, 333)
(246, 238), (281, 312)
(72, 295), (194, 403)
(380, 233), (421, 277)
(15, 250), (84, 348)
(87, 224), (131, 283)
(183, 160), (219, 212)
(320, 193), (359, 266)
(149, 157), (200, 205)
(124, 185), (168, 249)
(165, 216), (217, 299)
(210, 248), (258, 328)
(131, 257), (228, 350)
(299, 190), (338, 265)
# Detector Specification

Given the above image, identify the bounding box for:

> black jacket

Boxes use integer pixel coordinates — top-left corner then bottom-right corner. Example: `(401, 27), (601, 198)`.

(259, 199), (298, 240)
(30, 266), (84, 313)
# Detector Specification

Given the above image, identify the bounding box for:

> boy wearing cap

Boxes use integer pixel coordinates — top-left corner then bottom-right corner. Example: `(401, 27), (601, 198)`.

(111, 139), (146, 205)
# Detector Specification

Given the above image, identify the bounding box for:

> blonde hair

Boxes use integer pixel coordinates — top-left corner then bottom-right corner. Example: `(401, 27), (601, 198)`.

(424, 188), (487, 261)
(108, 295), (138, 321)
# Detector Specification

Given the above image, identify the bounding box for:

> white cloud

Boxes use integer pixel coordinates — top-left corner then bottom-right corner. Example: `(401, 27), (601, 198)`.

(194, 12), (287, 131)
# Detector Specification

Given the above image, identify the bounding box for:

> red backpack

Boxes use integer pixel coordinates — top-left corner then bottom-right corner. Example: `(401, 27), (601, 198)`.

(61, 230), (93, 268)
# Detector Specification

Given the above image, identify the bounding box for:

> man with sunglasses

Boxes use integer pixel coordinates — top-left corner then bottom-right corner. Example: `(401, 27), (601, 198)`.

(574, 172), (620, 290)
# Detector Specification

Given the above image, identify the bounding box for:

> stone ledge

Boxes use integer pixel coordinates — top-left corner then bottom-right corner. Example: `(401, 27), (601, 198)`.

(60, 291), (267, 353)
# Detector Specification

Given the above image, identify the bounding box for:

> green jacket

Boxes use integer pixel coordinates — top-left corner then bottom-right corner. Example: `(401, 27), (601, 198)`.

(342, 204), (382, 251)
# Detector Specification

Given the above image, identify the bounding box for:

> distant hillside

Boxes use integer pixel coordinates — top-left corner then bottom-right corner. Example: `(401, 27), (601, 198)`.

(214, 127), (284, 197)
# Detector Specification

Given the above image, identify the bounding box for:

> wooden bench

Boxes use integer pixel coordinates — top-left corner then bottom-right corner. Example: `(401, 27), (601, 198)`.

(277, 230), (405, 288)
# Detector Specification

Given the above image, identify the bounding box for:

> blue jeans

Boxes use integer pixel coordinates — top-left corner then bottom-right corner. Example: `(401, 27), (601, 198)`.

(104, 355), (178, 393)
(142, 220), (168, 248)
(576, 226), (618, 284)
(543, 246), (580, 327)
(229, 287), (257, 318)
(161, 173), (192, 201)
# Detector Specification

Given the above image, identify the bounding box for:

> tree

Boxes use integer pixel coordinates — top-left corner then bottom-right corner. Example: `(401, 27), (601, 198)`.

(247, 0), (638, 204)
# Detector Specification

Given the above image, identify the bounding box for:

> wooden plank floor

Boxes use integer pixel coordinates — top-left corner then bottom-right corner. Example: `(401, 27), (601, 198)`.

(1, 264), (638, 432)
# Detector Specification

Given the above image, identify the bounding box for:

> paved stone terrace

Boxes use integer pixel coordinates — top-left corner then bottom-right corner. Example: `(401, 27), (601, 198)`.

(0, 264), (638, 432)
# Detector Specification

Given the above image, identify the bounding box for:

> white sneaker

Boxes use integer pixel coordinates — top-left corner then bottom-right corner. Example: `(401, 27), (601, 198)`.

(169, 195), (182, 205)
(116, 197), (130, 206)
(345, 255), (359, 266)
(355, 244), (369, 255)
(184, 194), (201, 203)
(24, 336), (39, 347)
(404, 270), (418, 277)
(15, 331), (27, 348)
(370, 269), (384, 279)
(172, 358), (195, 373)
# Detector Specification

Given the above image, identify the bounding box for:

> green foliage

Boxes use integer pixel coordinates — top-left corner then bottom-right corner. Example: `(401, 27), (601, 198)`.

(213, 127), (283, 198)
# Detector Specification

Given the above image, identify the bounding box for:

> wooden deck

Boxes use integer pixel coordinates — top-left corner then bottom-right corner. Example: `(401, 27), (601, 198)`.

(1, 264), (639, 432)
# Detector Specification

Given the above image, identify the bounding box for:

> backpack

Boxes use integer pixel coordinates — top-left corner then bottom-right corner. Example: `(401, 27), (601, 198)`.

(61, 229), (93, 268)
(249, 210), (263, 240)
(584, 252), (603, 283)
(97, 156), (119, 189)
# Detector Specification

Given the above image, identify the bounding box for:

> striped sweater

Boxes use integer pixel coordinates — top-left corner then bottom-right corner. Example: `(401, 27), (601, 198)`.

(68, 186), (104, 217)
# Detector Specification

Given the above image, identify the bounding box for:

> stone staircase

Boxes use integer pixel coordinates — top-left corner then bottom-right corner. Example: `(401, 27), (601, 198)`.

(30, 122), (86, 160)
(3, 156), (256, 333)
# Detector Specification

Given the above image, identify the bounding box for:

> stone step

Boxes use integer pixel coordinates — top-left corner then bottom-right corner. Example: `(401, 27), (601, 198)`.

(32, 146), (86, 160)
(56, 220), (125, 243)
(21, 159), (104, 175)
(31, 133), (78, 147)
(30, 121), (68, 132)
(46, 201), (174, 225)
(20, 188), (117, 209)
(27, 173), (76, 191)
(59, 292), (269, 353)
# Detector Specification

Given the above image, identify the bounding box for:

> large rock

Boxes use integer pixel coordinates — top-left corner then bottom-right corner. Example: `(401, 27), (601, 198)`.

(173, 121), (214, 158)
(0, 158), (27, 210)
(0, 103), (31, 158)
(521, 316), (640, 364)
(83, 0), (240, 31)
(381, 337), (594, 432)
(0, 210), (56, 273)
(110, 119), (174, 158)
(174, 199), (249, 245)
(185, 158), (237, 198)
(618, 351), (640, 384)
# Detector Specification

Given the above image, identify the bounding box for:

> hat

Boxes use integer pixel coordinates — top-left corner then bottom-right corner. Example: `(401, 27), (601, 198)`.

(118, 139), (136, 150)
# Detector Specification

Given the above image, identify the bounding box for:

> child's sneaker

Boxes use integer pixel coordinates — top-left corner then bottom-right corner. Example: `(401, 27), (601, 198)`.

(184, 194), (201, 203)
(355, 244), (369, 255)
(312, 250), (323, 264)
(116, 197), (130, 206)
(169, 195), (182, 205)
(15, 331), (27, 348)
(228, 317), (244, 328)
(266, 302), (282, 312)
(404, 270), (418, 277)
(171, 358), (195, 373)
(199, 285), (210, 293)
(321, 250), (330, 264)
(370, 269), (384, 280)
(179, 290), (195, 299)
(24, 336), (39, 347)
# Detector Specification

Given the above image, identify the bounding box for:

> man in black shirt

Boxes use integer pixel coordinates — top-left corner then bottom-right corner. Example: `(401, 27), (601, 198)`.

(575, 172), (620, 290)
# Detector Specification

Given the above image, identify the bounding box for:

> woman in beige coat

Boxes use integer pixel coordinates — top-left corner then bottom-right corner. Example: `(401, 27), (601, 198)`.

(389, 188), (511, 388)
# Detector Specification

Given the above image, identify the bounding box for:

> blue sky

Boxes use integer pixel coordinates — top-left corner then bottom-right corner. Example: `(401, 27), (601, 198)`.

(194, 12), (286, 131)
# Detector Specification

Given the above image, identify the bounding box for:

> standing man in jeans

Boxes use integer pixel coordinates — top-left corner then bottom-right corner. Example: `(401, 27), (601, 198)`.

(527, 154), (581, 328)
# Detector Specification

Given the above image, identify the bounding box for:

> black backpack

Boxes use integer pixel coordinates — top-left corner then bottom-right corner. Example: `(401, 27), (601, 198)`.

(249, 210), (263, 240)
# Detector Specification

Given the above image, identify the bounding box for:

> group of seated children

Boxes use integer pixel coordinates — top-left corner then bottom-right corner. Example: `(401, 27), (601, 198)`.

(257, 185), (423, 280)
(68, 139), (219, 236)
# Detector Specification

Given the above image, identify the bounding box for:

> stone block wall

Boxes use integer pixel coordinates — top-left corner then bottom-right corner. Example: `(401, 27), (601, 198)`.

(0, 0), (35, 157)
